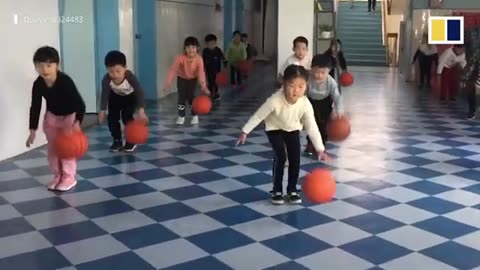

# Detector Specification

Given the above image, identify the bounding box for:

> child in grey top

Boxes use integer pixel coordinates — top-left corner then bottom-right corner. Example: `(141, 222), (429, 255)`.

(304, 53), (344, 155)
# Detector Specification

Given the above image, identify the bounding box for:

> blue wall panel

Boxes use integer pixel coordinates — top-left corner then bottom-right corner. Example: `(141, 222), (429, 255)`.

(223, 0), (233, 50)
(133, 0), (157, 100)
(235, 0), (244, 32)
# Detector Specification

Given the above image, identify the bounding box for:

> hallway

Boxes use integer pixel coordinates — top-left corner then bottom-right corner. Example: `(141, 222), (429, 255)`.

(1, 64), (480, 269)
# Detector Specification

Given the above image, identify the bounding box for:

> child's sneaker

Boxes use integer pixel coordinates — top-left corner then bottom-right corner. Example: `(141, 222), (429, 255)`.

(123, 143), (137, 152)
(287, 192), (302, 204)
(271, 192), (285, 205)
(110, 140), (123, 152)
(304, 143), (315, 156)
(56, 178), (77, 192)
(47, 175), (61, 190)
(191, 115), (199, 125)
(176, 116), (185, 125)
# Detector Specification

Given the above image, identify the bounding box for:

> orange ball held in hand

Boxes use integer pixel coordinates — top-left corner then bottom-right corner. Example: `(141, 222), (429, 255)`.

(339, 71), (354, 87)
(125, 120), (149, 144)
(192, 95), (212, 115)
(302, 168), (336, 204)
(55, 131), (89, 159)
(327, 116), (351, 142)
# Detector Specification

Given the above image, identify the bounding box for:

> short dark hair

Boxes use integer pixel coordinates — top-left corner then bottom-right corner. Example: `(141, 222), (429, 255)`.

(104, 50), (126, 67)
(184, 36), (200, 47)
(454, 44), (464, 48)
(205, 34), (217, 42)
(311, 53), (332, 69)
(33, 46), (60, 64)
(241, 33), (248, 38)
(233, 30), (242, 37)
(283, 65), (309, 83)
(293, 36), (308, 48)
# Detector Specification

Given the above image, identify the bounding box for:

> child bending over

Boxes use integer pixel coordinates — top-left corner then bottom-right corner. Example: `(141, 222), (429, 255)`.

(164, 36), (210, 125)
(305, 53), (344, 155)
(237, 65), (329, 205)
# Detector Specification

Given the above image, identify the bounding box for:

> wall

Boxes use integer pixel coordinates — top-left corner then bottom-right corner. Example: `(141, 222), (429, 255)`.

(0, 0), (60, 160)
(413, 0), (480, 9)
(277, 0), (313, 73)
(387, 14), (404, 64)
(60, 0), (97, 113)
(119, 0), (135, 73)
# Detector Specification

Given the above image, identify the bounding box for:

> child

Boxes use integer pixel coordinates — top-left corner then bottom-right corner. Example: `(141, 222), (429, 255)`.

(460, 46), (480, 119)
(163, 36), (210, 125)
(412, 33), (438, 89)
(324, 39), (348, 79)
(237, 65), (328, 205)
(241, 33), (258, 60)
(203, 34), (226, 101)
(437, 44), (466, 101)
(305, 53), (344, 155)
(226, 30), (247, 87)
(98, 50), (148, 152)
(26, 46), (86, 192)
(278, 36), (311, 85)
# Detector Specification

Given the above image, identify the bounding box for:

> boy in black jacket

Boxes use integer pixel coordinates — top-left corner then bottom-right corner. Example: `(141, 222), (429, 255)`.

(203, 34), (226, 101)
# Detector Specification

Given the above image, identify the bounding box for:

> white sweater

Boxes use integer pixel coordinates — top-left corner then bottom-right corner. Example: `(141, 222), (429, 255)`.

(279, 54), (312, 75)
(437, 47), (466, 74)
(241, 90), (325, 152)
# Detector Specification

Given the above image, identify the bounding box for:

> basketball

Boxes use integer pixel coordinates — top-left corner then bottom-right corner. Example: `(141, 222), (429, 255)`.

(302, 168), (336, 203)
(125, 120), (149, 144)
(339, 71), (354, 87)
(238, 60), (253, 75)
(192, 95), (212, 115)
(216, 70), (228, 87)
(55, 131), (89, 159)
(327, 116), (351, 142)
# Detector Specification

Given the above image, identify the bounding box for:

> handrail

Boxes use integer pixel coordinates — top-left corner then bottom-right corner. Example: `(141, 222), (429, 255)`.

(381, 0), (389, 63)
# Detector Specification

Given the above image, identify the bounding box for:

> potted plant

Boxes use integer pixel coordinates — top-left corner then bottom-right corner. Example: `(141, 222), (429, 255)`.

(319, 24), (333, 38)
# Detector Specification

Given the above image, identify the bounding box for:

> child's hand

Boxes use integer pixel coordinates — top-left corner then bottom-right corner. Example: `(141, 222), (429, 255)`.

(72, 121), (81, 132)
(318, 151), (332, 162)
(236, 132), (247, 146)
(202, 88), (211, 96)
(98, 111), (106, 124)
(137, 109), (149, 123)
(26, 130), (36, 148)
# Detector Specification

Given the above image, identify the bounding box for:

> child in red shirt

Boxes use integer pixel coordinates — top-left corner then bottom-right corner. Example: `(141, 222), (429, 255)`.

(163, 36), (210, 125)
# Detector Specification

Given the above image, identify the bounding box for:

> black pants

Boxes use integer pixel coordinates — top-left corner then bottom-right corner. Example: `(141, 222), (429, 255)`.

(177, 77), (197, 117)
(419, 58), (434, 87)
(108, 93), (135, 141)
(267, 130), (301, 193)
(468, 86), (478, 115)
(368, 0), (376, 11)
(230, 66), (242, 85)
(206, 70), (219, 98)
(307, 97), (333, 146)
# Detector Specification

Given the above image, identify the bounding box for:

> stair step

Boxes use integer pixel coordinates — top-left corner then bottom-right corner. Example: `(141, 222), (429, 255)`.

(343, 48), (386, 54)
(338, 25), (382, 31)
(337, 15), (382, 21)
(344, 53), (386, 61)
(339, 20), (381, 26)
(348, 60), (388, 67)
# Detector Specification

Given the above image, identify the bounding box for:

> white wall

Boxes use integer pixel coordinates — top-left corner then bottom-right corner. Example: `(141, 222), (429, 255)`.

(156, 0), (224, 98)
(62, 0), (97, 113)
(119, 0), (135, 73)
(0, 0), (60, 160)
(277, 0), (314, 73)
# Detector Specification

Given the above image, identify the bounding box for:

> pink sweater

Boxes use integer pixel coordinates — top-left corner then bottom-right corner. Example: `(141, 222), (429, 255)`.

(165, 54), (207, 90)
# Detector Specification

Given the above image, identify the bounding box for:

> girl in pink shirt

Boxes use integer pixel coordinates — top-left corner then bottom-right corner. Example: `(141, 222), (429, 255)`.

(163, 36), (210, 125)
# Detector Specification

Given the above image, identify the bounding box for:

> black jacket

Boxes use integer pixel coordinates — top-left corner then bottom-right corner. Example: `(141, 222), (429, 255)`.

(202, 47), (226, 74)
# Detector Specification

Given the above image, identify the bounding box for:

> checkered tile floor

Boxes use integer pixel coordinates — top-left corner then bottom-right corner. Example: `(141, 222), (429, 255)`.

(1, 65), (480, 270)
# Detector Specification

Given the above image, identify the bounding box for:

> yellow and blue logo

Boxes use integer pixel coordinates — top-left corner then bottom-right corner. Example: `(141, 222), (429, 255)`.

(428, 16), (464, 44)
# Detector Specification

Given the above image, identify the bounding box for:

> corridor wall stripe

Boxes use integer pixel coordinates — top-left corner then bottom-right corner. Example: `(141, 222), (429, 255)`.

(223, 0), (233, 50)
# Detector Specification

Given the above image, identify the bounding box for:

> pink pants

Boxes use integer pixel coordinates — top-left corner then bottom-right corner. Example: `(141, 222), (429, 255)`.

(43, 111), (77, 182)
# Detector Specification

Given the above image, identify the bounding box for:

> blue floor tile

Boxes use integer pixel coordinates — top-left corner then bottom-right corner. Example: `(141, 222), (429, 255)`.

(76, 200), (134, 219)
(273, 208), (334, 230)
(76, 252), (156, 270)
(420, 242), (480, 269)
(141, 202), (198, 222)
(262, 231), (331, 259)
(407, 197), (464, 214)
(104, 183), (157, 198)
(12, 197), (70, 216)
(39, 220), (106, 245)
(163, 185), (215, 201)
(412, 216), (477, 239)
(342, 212), (405, 234)
(344, 193), (398, 211)
(0, 217), (36, 238)
(340, 236), (411, 265)
(206, 205), (265, 226)
(163, 256), (233, 270)
(0, 247), (71, 270)
(112, 224), (179, 249)
(187, 228), (255, 254)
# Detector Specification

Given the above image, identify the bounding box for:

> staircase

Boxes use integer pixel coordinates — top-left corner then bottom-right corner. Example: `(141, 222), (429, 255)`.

(337, 1), (388, 66)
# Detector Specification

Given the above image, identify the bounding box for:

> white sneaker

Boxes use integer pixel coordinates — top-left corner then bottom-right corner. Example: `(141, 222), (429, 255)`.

(176, 116), (185, 125)
(191, 115), (199, 125)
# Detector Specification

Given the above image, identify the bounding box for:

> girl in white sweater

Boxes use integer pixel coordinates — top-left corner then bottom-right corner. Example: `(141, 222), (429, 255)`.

(237, 65), (329, 205)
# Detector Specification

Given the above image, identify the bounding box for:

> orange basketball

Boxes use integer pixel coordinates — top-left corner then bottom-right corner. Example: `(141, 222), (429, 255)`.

(55, 131), (89, 159)
(339, 71), (354, 87)
(327, 117), (351, 142)
(192, 95), (212, 115)
(216, 70), (228, 87)
(125, 120), (149, 144)
(238, 60), (253, 75)
(303, 168), (336, 203)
